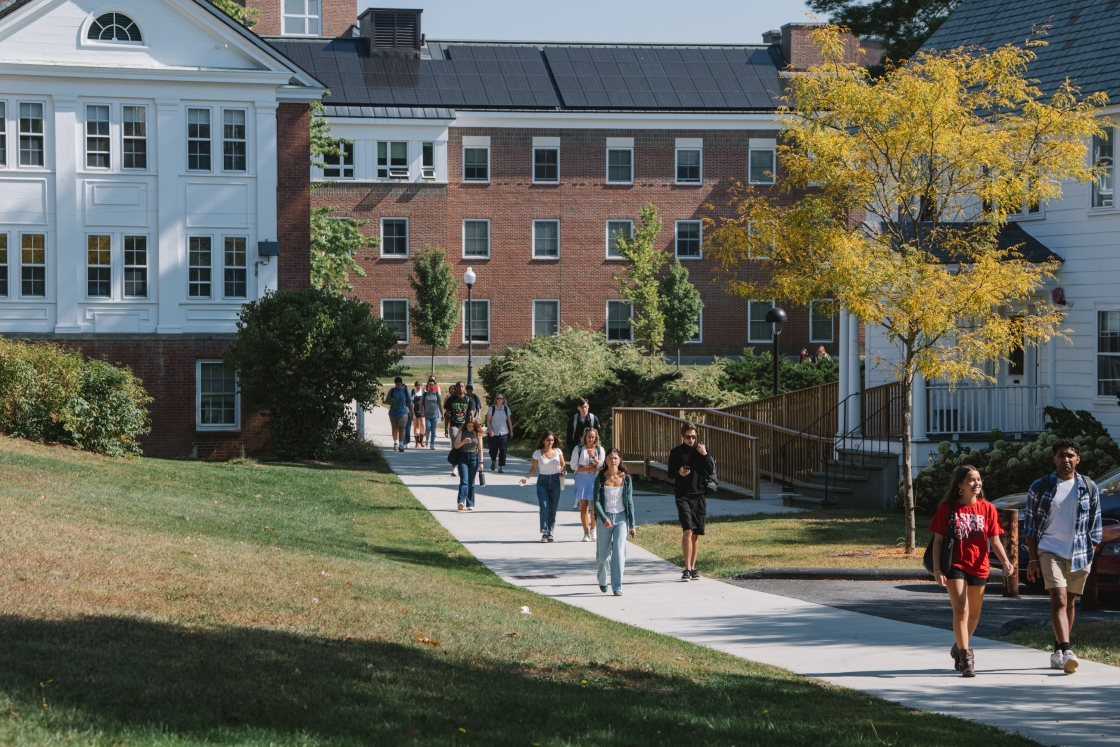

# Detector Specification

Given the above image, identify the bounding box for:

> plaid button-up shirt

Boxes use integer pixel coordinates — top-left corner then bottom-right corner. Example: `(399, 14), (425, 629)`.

(1024, 471), (1103, 573)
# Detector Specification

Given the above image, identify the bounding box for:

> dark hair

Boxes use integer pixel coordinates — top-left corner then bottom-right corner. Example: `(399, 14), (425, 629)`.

(940, 464), (984, 505)
(680, 422), (698, 437)
(537, 431), (560, 451)
(597, 447), (628, 479)
(466, 384), (474, 391)
(1052, 438), (1080, 456)
(576, 398), (589, 407)
(394, 376), (403, 384)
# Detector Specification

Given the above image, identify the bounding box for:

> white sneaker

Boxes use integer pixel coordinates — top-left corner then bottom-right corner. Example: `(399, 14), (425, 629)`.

(572, 500), (579, 510)
(581, 533), (591, 542)
(590, 528), (597, 541)
(1063, 650), (1079, 673)
(1050, 650), (1064, 670)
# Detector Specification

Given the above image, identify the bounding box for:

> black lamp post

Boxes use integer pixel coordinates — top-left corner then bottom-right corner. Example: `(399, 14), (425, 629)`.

(765, 306), (788, 396)
(464, 266), (477, 387)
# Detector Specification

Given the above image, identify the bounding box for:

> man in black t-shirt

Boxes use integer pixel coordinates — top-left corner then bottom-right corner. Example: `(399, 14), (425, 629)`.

(666, 421), (714, 582)
(567, 399), (601, 454)
(443, 382), (473, 477)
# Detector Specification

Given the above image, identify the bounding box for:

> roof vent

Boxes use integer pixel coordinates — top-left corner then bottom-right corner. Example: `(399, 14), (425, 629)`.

(358, 8), (422, 58)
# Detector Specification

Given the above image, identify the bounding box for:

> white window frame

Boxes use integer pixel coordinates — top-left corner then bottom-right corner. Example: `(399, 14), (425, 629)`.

(282, 0), (321, 36)
(84, 103), (111, 170)
(532, 219), (560, 259)
(376, 140), (408, 179)
(461, 298), (491, 344)
(809, 300), (834, 343)
(1098, 309), (1120, 398)
(606, 220), (632, 259)
(606, 148), (634, 184)
(606, 299), (633, 343)
(123, 234), (148, 299)
(748, 148), (776, 185)
(0, 231), (9, 297)
(187, 234), (213, 299)
(462, 146), (490, 183)
(323, 140), (354, 179)
(19, 232), (46, 298)
(380, 217), (409, 258)
(196, 360), (240, 431)
(532, 299), (560, 338)
(532, 146), (560, 183)
(18, 101), (46, 169)
(186, 107), (212, 172)
(0, 101), (7, 168)
(675, 147), (702, 184)
(222, 109), (247, 173)
(421, 141), (435, 180)
(381, 298), (410, 344)
(687, 307), (703, 344)
(86, 233), (112, 299)
(222, 235), (248, 300)
(1092, 126), (1115, 210)
(462, 219), (491, 259)
(675, 220), (702, 260)
(121, 104), (147, 171)
(748, 300), (776, 343)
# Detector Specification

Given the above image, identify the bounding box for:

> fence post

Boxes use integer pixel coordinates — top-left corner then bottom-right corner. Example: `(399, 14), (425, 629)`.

(1001, 508), (1019, 598)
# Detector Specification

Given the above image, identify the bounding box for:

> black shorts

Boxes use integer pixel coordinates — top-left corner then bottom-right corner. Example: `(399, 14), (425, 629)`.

(676, 494), (707, 535)
(945, 567), (988, 586)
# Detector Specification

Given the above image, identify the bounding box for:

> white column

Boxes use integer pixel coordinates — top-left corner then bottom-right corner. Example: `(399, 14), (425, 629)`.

(52, 95), (82, 333)
(254, 101), (279, 295)
(837, 308), (850, 436)
(913, 373), (928, 441)
(846, 313), (862, 432)
(1047, 335), (1057, 407)
(155, 100), (182, 334)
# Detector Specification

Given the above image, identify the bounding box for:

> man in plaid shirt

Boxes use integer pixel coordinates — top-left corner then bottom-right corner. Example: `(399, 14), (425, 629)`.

(1024, 438), (1103, 674)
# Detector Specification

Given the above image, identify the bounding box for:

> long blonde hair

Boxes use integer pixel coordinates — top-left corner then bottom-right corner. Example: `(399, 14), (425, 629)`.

(581, 427), (601, 452)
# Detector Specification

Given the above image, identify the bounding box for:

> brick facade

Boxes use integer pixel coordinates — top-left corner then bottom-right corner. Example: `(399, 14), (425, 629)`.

(244, 0), (353, 37)
(277, 103), (313, 291)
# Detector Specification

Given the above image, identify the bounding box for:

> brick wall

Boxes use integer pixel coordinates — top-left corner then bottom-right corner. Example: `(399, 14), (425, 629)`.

(314, 127), (841, 360)
(244, 0), (354, 37)
(778, 24), (875, 70)
(277, 103), (312, 291)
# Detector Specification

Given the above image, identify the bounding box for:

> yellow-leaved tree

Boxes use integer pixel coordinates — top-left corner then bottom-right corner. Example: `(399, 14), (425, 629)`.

(708, 26), (1106, 551)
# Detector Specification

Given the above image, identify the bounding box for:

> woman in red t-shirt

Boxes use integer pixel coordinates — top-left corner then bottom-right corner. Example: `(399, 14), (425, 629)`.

(929, 465), (1015, 677)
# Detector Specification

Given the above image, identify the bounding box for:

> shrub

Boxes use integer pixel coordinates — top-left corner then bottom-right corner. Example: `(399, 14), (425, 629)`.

(64, 359), (152, 456)
(719, 348), (838, 397)
(224, 288), (403, 460)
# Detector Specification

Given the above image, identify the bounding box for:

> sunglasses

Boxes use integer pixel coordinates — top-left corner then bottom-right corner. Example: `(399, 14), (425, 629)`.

(683, 434), (698, 440)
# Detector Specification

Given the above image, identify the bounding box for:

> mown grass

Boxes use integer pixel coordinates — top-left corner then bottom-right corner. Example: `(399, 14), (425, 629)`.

(631, 510), (932, 577)
(999, 619), (1120, 667)
(0, 436), (1034, 746)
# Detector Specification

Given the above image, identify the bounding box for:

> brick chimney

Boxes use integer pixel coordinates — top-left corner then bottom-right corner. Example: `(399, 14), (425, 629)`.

(243, 0), (357, 37)
(766, 23), (882, 71)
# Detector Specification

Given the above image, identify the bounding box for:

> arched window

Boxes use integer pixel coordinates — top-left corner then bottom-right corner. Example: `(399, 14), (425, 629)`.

(87, 13), (142, 42)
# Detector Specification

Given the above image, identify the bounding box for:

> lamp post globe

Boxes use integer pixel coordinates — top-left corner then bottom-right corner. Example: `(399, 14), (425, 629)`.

(464, 267), (476, 387)
(764, 306), (788, 397)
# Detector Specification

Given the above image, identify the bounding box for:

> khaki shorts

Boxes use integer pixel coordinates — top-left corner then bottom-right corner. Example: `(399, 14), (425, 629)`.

(1039, 551), (1090, 595)
(389, 414), (409, 430)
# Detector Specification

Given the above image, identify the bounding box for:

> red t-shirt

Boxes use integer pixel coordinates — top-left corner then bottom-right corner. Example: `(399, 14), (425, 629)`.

(928, 499), (1003, 578)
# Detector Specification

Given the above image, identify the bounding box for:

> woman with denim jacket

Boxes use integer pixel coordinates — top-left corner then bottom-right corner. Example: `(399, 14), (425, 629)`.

(593, 448), (636, 595)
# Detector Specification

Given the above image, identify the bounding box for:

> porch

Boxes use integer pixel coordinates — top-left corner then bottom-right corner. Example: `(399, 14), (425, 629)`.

(921, 383), (1048, 439)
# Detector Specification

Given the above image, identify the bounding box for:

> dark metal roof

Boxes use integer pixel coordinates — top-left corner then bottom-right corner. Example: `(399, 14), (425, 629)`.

(924, 0), (1120, 101)
(900, 221), (1063, 263)
(266, 37), (784, 111)
(322, 104), (454, 119)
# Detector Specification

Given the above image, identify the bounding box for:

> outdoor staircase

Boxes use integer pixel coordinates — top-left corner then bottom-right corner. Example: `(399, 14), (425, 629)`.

(784, 447), (899, 511)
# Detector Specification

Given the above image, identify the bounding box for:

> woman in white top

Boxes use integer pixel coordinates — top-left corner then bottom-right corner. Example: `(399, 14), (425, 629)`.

(519, 431), (566, 542)
(593, 448), (636, 595)
(571, 428), (605, 543)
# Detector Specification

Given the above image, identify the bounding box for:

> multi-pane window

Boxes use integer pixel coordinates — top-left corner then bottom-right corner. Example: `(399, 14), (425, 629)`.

(422, 142), (435, 179)
(85, 105), (110, 168)
(324, 141), (354, 178)
(122, 106), (146, 169)
(533, 220), (559, 258)
(533, 300), (559, 337)
(0, 234), (7, 297)
(606, 300), (633, 342)
(749, 148), (776, 184)
(462, 299), (490, 343)
(87, 235), (111, 297)
(533, 148), (559, 182)
(0, 102), (6, 166)
(381, 218), (408, 257)
(223, 110), (246, 171)
(676, 221), (701, 259)
(607, 149), (632, 183)
(224, 237), (247, 298)
(606, 220), (632, 259)
(19, 102), (44, 167)
(1099, 311), (1120, 396)
(188, 236), (211, 298)
(676, 149), (701, 183)
(381, 299), (409, 342)
(198, 362), (239, 429)
(747, 221), (774, 260)
(748, 300), (775, 343)
(1093, 127), (1114, 209)
(810, 300), (834, 343)
(21, 234), (45, 297)
(282, 0), (321, 35)
(377, 141), (407, 178)
(88, 13), (142, 42)
(688, 309), (702, 343)
(124, 235), (147, 297)
(187, 108), (211, 171)
(463, 220), (490, 257)
(463, 147), (489, 181)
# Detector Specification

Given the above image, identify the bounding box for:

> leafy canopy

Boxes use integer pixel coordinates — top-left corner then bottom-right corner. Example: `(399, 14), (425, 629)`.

(807, 0), (960, 69)
(409, 247), (461, 358)
(311, 207), (376, 293)
(660, 259), (703, 347)
(613, 203), (667, 351)
(210, 0), (258, 28)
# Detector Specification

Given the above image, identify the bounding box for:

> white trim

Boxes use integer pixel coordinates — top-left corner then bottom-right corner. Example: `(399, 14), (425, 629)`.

(84, 232), (113, 299)
(79, 7), (150, 49)
(748, 147), (776, 185)
(220, 107), (248, 173)
(674, 219), (702, 260)
(531, 298), (560, 338)
(17, 231), (47, 300)
(462, 218), (491, 258)
(0, 230), (9, 298)
(532, 219), (560, 259)
(606, 147), (633, 184)
(462, 144), (490, 183)
(461, 298), (491, 344)
(748, 138), (777, 149)
(462, 136), (491, 147)
(220, 235), (249, 300)
(809, 299), (834, 343)
(606, 137), (634, 147)
(748, 299), (775, 343)
(675, 137), (703, 148)
(532, 136), (560, 147)
(453, 111), (783, 129)
(196, 359), (240, 431)
(605, 219), (632, 259)
(675, 146), (702, 184)
(380, 217), (410, 258)
(686, 307), (703, 344)
(606, 299), (633, 343)
(381, 298), (410, 344)
(532, 145), (560, 183)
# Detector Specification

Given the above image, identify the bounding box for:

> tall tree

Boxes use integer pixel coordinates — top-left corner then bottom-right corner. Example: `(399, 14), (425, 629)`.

(708, 26), (1103, 553)
(409, 247), (461, 375)
(660, 259), (703, 370)
(210, 0), (258, 27)
(613, 203), (667, 353)
(310, 208), (375, 294)
(807, 0), (960, 68)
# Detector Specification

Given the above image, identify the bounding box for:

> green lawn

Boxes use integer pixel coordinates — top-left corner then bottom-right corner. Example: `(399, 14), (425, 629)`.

(0, 436), (1035, 746)
(631, 510), (931, 577)
(999, 620), (1120, 667)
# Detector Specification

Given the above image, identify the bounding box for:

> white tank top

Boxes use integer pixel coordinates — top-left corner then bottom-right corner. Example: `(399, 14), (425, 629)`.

(603, 485), (624, 514)
(532, 449), (563, 475)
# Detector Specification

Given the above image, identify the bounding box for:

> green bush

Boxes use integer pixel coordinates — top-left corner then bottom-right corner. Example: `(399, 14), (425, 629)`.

(911, 406), (1120, 511)
(0, 339), (150, 456)
(719, 348), (838, 397)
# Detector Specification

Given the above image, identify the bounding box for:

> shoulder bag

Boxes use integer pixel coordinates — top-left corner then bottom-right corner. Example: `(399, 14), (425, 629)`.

(923, 503), (957, 575)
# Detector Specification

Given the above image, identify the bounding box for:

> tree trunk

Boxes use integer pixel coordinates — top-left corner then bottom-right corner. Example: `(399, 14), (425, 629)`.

(676, 347), (681, 371)
(902, 361), (917, 554)
(430, 344), (436, 376)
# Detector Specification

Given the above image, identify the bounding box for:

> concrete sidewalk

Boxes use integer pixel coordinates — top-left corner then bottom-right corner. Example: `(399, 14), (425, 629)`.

(372, 417), (1120, 746)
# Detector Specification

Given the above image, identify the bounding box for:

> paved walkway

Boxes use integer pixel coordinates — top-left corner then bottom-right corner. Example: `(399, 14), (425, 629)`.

(371, 418), (1120, 746)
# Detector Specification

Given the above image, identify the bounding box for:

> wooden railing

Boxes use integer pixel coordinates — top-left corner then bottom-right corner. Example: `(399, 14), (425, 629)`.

(722, 381), (839, 434)
(613, 408), (761, 496)
(861, 381), (906, 437)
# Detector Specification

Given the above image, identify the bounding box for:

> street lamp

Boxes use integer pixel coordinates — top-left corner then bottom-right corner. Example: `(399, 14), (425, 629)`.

(765, 306), (788, 397)
(464, 266), (477, 387)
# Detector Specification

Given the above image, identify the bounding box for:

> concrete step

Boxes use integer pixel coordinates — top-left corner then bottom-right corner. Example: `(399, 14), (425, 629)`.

(781, 494), (838, 509)
(805, 470), (869, 484)
(793, 480), (854, 502)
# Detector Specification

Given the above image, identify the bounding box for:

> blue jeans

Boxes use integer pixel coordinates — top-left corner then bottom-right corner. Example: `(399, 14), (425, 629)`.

(425, 416), (439, 446)
(536, 473), (562, 534)
(596, 510), (628, 592)
(457, 452), (479, 507)
(404, 417), (412, 444)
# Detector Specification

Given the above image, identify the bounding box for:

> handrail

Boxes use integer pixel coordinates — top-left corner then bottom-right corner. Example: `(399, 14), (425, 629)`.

(722, 381), (839, 433)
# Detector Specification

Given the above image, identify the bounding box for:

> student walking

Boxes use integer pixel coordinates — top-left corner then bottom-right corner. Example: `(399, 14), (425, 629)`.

(1024, 438), (1103, 674)
(667, 422), (714, 581)
(421, 377), (442, 449)
(444, 383), (472, 476)
(384, 377), (411, 452)
(411, 381), (426, 448)
(567, 399), (601, 508)
(572, 428), (605, 542)
(520, 431), (566, 543)
(929, 465), (1015, 677)
(593, 448), (636, 595)
(453, 419), (483, 511)
(465, 384), (483, 419)
(485, 394), (513, 473)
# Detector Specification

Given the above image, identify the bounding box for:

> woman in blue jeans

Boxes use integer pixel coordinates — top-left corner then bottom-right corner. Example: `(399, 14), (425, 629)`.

(452, 419), (482, 510)
(593, 449), (636, 595)
(421, 377), (442, 449)
(519, 431), (566, 542)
